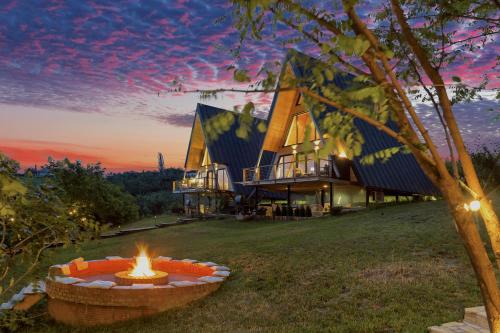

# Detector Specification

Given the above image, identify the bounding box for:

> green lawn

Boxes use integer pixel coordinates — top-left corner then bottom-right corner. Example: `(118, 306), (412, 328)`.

(26, 199), (498, 333)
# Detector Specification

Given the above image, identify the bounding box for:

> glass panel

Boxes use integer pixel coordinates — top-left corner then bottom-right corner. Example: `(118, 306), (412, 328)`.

(306, 153), (316, 175)
(217, 169), (225, 190)
(319, 159), (330, 177)
(296, 153), (306, 176)
(284, 116), (297, 146)
(282, 155), (294, 178)
(296, 113), (308, 144)
(276, 160), (283, 179)
(207, 171), (214, 189)
(201, 147), (211, 166)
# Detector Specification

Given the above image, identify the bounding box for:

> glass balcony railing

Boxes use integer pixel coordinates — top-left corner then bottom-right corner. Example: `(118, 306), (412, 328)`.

(242, 157), (350, 183)
(173, 166), (230, 193)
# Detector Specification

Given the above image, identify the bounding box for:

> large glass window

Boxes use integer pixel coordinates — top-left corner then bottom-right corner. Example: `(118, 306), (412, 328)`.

(217, 169), (229, 190)
(276, 153), (318, 178)
(276, 155), (294, 179)
(201, 147), (211, 166)
(284, 112), (321, 146)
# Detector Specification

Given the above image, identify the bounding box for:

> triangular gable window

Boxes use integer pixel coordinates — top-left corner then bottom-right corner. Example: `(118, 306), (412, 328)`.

(201, 146), (211, 166)
(284, 112), (321, 146)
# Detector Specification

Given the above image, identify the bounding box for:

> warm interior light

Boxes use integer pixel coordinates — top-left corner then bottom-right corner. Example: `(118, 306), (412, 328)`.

(469, 200), (480, 212)
(129, 245), (155, 277)
(338, 152), (347, 158)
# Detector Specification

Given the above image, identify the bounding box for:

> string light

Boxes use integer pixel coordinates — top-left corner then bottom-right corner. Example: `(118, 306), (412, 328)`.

(464, 200), (481, 212)
(469, 200), (481, 212)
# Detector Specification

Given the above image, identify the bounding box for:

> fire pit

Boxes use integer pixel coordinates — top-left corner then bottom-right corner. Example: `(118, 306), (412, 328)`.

(46, 245), (230, 326)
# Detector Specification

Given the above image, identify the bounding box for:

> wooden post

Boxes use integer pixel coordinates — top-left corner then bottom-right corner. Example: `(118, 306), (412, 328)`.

(396, 195), (399, 203)
(320, 189), (325, 207)
(255, 186), (259, 211)
(365, 190), (370, 207)
(287, 184), (291, 220)
(329, 182), (333, 215)
(197, 192), (201, 217)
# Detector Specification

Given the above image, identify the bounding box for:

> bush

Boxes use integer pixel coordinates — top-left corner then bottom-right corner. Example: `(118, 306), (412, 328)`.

(294, 207), (300, 217)
(275, 205), (281, 216)
(45, 159), (139, 225)
(299, 205), (306, 217)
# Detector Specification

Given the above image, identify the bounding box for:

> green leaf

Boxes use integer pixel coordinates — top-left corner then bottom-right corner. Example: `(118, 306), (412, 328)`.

(352, 141), (362, 156)
(0, 175), (27, 196)
(257, 121), (267, 133)
(233, 69), (250, 82)
(452, 76), (461, 83)
(383, 49), (394, 59)
(325, 69), (334, 81)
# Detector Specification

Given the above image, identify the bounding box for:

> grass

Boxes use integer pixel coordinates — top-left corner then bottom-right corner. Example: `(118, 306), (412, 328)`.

(24, 199), (498, 333)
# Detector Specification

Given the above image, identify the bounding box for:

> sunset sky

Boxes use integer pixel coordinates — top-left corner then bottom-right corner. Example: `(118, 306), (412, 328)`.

(0, 1), (498, 172)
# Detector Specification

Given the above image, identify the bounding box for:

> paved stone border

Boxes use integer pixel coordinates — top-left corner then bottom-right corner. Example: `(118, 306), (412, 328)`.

(428, 306), (489, 333)
(0, 281), (46, 311)
(100, 217), (200, 239)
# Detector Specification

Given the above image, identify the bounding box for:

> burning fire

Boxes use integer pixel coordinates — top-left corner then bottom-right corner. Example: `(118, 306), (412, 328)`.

(129, 245), (155, 277)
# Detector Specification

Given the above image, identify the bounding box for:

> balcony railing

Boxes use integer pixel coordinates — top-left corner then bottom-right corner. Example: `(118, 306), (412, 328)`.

(242, 157), (350, 183)
(173, 171), (230, 193)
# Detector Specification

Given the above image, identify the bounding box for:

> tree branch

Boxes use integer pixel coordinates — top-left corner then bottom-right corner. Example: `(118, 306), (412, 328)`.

(270, 7), (371, 78)
(345, 6), (450, 177)
(299, 87), (437, 172)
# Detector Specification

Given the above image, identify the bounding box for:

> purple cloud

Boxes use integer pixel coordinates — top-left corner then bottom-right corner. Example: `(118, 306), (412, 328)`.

(153, 113), (194, 127)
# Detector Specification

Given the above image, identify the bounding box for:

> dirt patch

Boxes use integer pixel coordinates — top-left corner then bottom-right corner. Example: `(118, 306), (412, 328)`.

(359, 259), (459, 284)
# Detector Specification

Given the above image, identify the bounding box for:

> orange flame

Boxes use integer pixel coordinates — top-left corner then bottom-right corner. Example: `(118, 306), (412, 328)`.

(129, 244), (155, 277)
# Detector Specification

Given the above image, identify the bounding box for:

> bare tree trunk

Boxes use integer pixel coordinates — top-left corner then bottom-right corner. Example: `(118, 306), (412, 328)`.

(440, 178), (500, 331)
(391, 0), (500, 272)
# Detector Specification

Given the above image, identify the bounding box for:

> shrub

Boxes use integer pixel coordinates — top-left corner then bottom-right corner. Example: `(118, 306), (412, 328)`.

(306, 205), (312, 217)
(299, 205), (306, 217)
(275, 205), (281, 216)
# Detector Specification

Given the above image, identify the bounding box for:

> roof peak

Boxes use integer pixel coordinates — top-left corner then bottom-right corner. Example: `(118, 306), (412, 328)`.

(195, 103), (267, 122)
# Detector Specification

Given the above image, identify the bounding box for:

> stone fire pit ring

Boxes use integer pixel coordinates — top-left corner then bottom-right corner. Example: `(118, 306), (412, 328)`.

(46, 256), (230, 326)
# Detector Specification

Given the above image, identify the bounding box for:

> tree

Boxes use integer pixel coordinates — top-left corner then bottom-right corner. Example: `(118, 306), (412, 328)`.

(45, 159), (140, 226)
(177, 0), (500, 328)
(107, 170), (183, 216)
(0, 154), (99, 328)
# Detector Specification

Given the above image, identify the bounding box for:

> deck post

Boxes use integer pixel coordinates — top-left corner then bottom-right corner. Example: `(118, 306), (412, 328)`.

(365, 190), (369, 207)
(320, 189), (325, 207)
(329, 182), (333, 215)
(396, 195), (399, 203)
(287, 184), (291, 221)
(197, 192), (201, 217)
(254, 186), (259, 211)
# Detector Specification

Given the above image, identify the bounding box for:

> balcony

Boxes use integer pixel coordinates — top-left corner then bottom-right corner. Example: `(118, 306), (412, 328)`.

(242, 157), (351, 185)
(173, 166), (231, 193)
